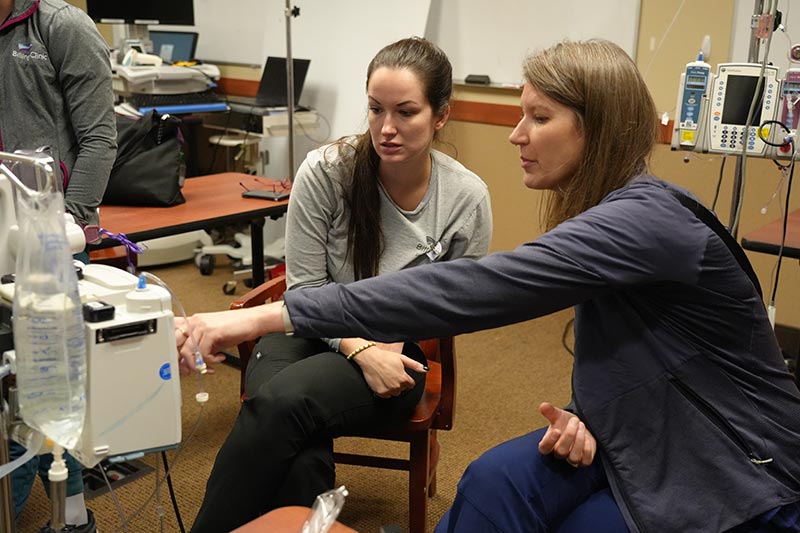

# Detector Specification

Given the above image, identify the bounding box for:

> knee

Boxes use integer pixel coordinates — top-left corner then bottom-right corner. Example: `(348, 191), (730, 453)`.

(292, 444), (335, 480)
(458, 429), (547, 495)
(459, 446), (506, 492)
(248, 380), (311, 423)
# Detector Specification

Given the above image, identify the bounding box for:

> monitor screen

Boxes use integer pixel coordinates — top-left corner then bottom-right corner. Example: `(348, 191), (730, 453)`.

(149, 31), (198, 63)
(86, 0), (195, 25)
(721, 75), (764, 126)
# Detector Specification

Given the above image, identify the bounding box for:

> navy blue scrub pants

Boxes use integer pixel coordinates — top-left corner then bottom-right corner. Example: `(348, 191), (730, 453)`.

(190, 333), (426, 533)
(435, 428), (800, 532)
(435, 427), (629, 533)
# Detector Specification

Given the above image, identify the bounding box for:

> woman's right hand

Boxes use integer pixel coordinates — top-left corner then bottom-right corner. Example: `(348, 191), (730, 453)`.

(175, 301), (285, 373)
(537, 402), (597, 468)
(351, 342), (427, 398)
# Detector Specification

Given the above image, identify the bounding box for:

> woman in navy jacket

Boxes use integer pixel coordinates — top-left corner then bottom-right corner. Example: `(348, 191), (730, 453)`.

(178, 40), (800, 532)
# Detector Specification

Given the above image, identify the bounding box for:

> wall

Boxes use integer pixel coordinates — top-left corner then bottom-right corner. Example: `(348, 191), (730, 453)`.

(444, 0), (800, 329)
(76, 0), (800, 329)
(424, 0), (640, 84)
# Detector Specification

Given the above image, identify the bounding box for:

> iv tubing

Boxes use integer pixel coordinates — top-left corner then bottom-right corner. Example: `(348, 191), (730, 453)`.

(0, 429), (44, 480)
(139, 272), (208, 379)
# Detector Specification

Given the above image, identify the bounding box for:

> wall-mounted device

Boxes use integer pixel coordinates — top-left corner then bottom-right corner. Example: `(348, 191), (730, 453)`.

(705, 63), (779, 157)
(673, 55), (711, 149)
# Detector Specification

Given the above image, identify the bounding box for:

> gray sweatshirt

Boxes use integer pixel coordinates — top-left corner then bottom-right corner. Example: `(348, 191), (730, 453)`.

(286, 141), (493, 288)
(285, 140), (493, 351)
(0, 0), (117, 225)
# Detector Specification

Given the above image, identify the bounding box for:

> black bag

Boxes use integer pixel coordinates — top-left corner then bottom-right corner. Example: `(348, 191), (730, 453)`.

(103, 111), (186, 207)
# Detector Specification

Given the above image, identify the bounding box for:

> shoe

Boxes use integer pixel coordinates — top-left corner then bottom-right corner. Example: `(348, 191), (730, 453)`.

(38, 509), (96, 533)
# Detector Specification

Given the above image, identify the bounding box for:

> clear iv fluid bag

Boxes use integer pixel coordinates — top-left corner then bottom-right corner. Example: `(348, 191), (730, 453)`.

(13, 192), (86, 450)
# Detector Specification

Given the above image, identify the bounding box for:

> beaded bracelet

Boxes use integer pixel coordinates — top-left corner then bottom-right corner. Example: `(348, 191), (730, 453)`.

(346, 341), (376, 360)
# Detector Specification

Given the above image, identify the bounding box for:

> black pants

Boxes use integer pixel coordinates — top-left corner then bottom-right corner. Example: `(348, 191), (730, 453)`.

(190, 334), (427, 533)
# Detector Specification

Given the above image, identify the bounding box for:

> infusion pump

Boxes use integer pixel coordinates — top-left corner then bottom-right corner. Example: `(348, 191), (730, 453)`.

(0, 170), (182, 468)
(672, 62), (792, 159)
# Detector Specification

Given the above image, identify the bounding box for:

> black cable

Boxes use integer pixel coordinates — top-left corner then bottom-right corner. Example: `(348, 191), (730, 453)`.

(561, 317), (575, 356)
(161, 451), (186, 533)
(207, 105), (233, 174)
(770, 142), (796, 305)
(711, 155), (727, 212)
(757, 119), (793, 147)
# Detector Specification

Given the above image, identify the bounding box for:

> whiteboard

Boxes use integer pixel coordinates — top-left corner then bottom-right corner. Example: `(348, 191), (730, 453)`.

(425, 0), (641, 85)
(156, 1), (431, 139)
(152, 0), (268, 65)
(730, 0), (798, 76)
(258, 1), (432, 139)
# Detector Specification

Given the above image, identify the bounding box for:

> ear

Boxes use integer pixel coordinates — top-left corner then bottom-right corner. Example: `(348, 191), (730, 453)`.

(434, 104), (451, 131)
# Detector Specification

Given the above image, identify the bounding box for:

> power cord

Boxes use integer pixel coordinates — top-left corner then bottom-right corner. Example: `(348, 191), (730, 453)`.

(162, 451), (186, 533)
(562, 317), (575, 356)
(756, 118), (796, 327)
(711, 155), (727, 212)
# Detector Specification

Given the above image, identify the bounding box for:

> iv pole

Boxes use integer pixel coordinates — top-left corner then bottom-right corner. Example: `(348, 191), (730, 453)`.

(730, 0), (775, 237)
(729, 0), (765, 238)
(285, 2), (301, 182)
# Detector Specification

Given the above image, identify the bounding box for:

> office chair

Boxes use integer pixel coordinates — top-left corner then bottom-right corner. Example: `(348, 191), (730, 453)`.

(230, 274), (457, 533)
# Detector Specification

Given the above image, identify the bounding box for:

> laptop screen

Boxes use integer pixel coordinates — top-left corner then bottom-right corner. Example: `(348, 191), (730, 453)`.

(255, 57), (311, 107)
(149, 31), (198, 63)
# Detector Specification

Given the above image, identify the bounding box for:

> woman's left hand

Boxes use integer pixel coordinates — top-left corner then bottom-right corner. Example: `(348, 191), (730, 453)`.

(537, 402), (596, 468)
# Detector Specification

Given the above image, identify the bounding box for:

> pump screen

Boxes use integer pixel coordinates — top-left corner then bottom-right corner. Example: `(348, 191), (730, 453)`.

(687, 75), (706, 85)
(721, 75), (764, 126)
(784, 81), (800, 93)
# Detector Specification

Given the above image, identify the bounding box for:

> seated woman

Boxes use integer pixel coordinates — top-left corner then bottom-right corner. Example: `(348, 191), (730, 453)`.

(189, 37), (492, 533)
(181, 39), (800, 532)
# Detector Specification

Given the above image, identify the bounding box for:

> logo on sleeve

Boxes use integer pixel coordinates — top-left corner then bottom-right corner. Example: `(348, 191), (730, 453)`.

(12, 42), (48, 61)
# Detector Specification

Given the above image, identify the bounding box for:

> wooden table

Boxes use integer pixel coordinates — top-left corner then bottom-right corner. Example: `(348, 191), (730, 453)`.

(94, 172), (289, 286)
(741, 209), (800, 260)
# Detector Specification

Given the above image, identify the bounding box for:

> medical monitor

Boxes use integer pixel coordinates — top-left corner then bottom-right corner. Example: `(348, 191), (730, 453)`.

(720, 76), (765, 126)
(85, 0), (195, 25)
(148, 31), (198, 63)
(705, 63), (779, 156)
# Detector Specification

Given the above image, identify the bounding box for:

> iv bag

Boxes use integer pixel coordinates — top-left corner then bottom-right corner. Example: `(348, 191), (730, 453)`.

(8, 153), (86, 450)
(301, 486), (348, 533)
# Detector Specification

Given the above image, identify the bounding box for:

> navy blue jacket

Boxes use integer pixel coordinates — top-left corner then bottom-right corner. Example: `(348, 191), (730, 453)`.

(284, 177), (800, 532)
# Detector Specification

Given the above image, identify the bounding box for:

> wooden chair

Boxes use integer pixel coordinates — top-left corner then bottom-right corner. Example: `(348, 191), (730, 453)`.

(230, 275), (457, 533)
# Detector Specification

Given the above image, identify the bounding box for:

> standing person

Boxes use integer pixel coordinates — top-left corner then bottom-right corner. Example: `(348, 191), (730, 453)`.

(0, 1), (116, 531)
(188, 37), (492, 533)
(179, 39), (800, 532)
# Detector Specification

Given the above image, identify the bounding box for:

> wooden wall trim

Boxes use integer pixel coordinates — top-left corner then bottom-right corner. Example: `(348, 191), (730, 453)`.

(450, 100), (520, 127)
(217, 77), (260, 97)
(217, 76), (675, 145)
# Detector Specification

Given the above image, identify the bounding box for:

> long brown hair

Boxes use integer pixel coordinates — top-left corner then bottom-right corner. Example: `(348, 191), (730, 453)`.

(523, 40), (659, 231)
(338, 37), (452, 280)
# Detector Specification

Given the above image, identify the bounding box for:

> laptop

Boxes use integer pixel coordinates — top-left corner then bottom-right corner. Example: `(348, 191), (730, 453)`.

(148, 30), (198, 63)
(228, 56), (311, 109)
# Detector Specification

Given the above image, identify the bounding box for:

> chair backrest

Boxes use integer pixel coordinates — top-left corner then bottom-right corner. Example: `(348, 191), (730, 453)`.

(418, 337), (456, 430)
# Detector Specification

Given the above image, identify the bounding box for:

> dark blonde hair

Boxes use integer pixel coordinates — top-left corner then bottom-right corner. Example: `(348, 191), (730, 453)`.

(523, 39), (659, 230)
(338, 37), (452, 280)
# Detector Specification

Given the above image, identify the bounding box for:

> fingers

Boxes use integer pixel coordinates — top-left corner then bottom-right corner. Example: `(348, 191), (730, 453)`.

(538, 427), (561, 454)
(399, 353), (429, 373)
(552, 416), (580, 459)
(539, 402), (561, 425)
(567, 421), (586, 467)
